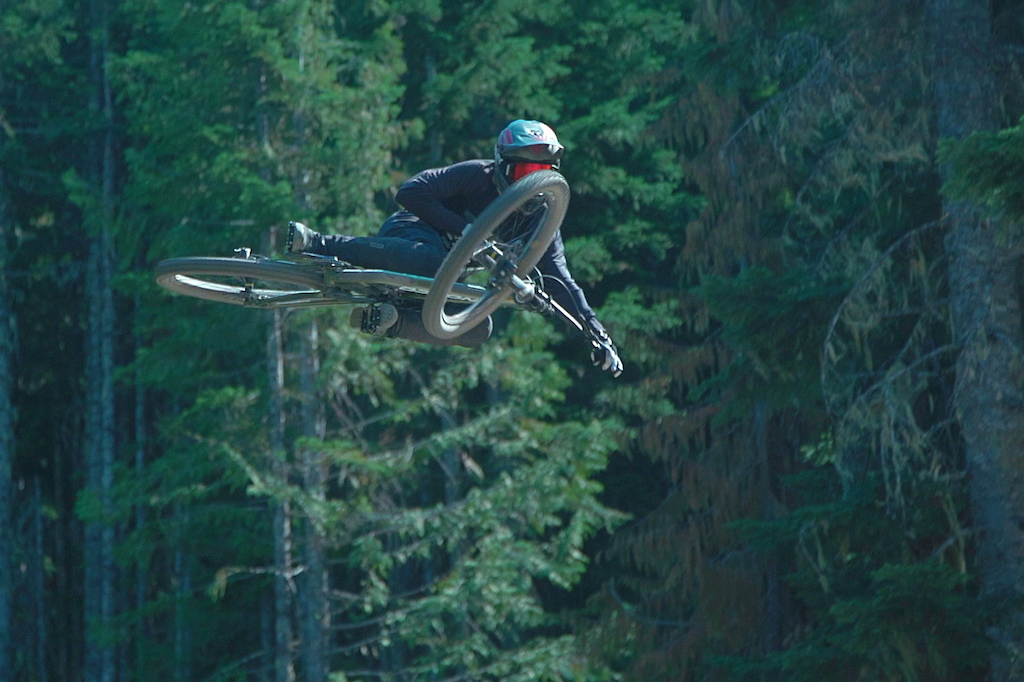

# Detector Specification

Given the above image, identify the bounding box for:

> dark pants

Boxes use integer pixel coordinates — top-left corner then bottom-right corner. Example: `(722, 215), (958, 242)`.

(313, 217), (492, 346)
(319, 216), (447, 278)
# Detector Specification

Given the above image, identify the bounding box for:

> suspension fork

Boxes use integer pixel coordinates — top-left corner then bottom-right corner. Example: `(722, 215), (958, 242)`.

(479, 245), (586, 335)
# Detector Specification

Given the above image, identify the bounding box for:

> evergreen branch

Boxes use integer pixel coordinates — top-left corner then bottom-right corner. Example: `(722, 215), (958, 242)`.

(0, 108), (14, 139)
(721, 34), (852, 155)
(326, 610), (397, 632)
(331, 637), (579, 682)
(328, 667), (480, 682)
(324, 631), (384, 656)
(781, 133), (857, 252)
(208, 564), (305, 601)
(929, 531), (976, 565)
(198, 647), (272, 682)
(820, 219), (946, 410)
(330, 387), (438, 450)
(328, 385), (372, 448)
(997, 44), (1024, 58)
(984, 328), (1024, 380)
(809, 175), (900, 270)
(607, 578), (691, 629)
(828, 342), (958, 419)
(798, 521), (831, 594)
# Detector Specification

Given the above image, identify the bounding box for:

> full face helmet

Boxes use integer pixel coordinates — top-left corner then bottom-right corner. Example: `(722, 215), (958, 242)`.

(493, 119), (564, 191)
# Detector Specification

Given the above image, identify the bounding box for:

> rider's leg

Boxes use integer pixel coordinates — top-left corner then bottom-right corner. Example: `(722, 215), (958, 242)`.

(294, 217), (447, 278)
(291, 218), (488, 346)
(350, 305), (492, 348)
(390, 308), (492, 348)
(320, 236), (445, 277)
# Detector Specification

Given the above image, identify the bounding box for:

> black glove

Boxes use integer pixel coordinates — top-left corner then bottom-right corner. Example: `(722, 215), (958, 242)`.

(587, 318), (623, 378)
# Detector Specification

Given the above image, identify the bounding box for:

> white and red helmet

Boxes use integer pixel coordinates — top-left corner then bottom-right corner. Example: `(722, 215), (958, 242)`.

(493, 119), (564, 190)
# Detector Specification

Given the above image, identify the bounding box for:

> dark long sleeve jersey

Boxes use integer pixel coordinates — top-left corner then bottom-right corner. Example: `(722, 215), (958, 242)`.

(394, 159), (599, 324)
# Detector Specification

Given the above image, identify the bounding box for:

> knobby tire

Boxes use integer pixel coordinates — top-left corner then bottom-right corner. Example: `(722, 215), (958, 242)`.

(154, 257), (333, 309)
(421, 170), (569, 339)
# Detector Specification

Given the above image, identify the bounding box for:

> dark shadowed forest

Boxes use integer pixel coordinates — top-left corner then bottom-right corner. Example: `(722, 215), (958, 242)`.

(2, 0), (1024, 680)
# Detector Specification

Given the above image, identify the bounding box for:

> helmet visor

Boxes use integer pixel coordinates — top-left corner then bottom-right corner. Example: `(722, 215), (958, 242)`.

(508, 161), (552, 183)
(504, 143), (563, 163)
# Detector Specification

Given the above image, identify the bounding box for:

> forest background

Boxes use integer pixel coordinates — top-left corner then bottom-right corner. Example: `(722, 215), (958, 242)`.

(2, 0), (1024, 680)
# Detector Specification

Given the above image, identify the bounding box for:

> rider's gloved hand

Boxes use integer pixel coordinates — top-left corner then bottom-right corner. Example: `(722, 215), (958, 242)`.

(591, 340), (623, 377)
(586, 318), (623, 378)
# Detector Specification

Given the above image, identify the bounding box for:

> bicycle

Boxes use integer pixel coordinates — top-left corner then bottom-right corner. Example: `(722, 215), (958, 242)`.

(155, 171), (593, 341)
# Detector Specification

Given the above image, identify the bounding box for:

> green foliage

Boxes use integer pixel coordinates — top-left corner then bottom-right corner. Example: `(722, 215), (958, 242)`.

(723, 467), (990, 682)
(939, 117), (1024, 237)
(578, 2), (996, 681)
(154, 306), (630, 679)
(4, 0), (1019, 680)
(396, 0), (573, 165)
(0, 0), (73, 71)
(351, 421), (625, 677)
(115, 0), (405, 265)
(697, 266), (845, 410)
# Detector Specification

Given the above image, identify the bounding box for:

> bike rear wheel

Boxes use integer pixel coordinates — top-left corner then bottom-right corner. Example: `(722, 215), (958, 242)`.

(421, 170), (569, 339)
(155, 256), (337, 309)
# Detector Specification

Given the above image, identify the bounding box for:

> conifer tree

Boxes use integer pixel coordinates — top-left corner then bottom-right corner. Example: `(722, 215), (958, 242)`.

(2, 0), (87, 676)
(15, 0), (1024, 678)
(930, 1), (1024, 677)
(80, 1), (119, 677)
(109, 0), (406, 676)
(579, 0), (1010, 679)
(0, 90), (13, 682)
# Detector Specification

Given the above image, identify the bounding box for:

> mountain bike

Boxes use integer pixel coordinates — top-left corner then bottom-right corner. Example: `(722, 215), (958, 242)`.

(154, 171), (589, 338)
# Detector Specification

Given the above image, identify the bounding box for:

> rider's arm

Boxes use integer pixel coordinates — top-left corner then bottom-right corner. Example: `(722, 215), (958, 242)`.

(395, 161), (495, 237)
(536, 231), (598, 324)
(537, 233), (623, 377)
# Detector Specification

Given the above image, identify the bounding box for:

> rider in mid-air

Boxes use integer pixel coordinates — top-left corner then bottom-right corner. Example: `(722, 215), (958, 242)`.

(287, 119), (622, 377)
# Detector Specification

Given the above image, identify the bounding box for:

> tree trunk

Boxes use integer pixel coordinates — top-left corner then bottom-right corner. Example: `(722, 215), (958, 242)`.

(134, 315), (148, 678)
(254, 12), (295, 670)
(287, 21), (329, 673)
(83, 0), (118, 671)
(84, 231), (117, 682)
(300, 319), (329, 682)
(425, 51), (441, 165)
(0, 134), (14, 682)
(35, 478), (48, 682)
(84, 0), (120, 675)
(53, 431), (73, 682)
(928, 0), (1024, 678)
(268, 308), (295, 682)
(173, 531), (192, 682)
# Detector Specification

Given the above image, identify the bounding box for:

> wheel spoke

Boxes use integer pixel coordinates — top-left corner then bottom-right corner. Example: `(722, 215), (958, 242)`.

(421, 171), (569, 339)
(156, 257), (338, 309)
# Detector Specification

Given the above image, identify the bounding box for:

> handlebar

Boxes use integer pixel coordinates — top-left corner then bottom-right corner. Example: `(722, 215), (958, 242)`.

(510, 280), (591, 339)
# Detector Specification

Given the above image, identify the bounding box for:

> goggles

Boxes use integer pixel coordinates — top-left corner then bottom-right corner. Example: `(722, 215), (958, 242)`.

(508, 161), (553, 183)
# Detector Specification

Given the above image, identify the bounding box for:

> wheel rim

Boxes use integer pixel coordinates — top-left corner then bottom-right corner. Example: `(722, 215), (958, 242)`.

(438, 246), (521, 328)
(155, 257), (331, 308)
(164, 271), (318, 301)
(421, 171), (569, 339)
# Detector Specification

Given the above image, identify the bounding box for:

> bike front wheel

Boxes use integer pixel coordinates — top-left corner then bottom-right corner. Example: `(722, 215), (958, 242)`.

(421, 170), (570, 339)
(155, 256), (337, 309)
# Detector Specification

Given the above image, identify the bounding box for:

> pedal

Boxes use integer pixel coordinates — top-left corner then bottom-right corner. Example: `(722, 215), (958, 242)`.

(361, 306), (384, 333)
(351, 304), (398, 336)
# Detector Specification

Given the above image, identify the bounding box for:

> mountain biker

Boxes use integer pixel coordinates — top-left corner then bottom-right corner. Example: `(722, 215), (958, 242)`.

(287, 119), (623, 377)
